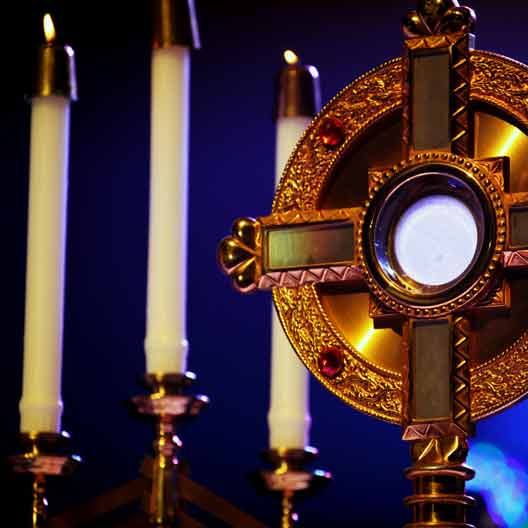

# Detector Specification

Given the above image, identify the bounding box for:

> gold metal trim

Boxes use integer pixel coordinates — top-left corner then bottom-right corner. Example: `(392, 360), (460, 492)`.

(30, 45), (77, 100)
(152, 0), (200, 50)
(260, 207), (359, 226)
(402, 316), (473, 441)
(404, 436), (475, 528)
(402, 32), (473, 157)
(259, 265), (363, 291)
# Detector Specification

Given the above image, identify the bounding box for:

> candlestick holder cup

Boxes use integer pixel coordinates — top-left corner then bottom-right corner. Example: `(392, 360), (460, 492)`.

(251, 446), (331, 528)
(9, 430), (81, 528)
(132, 371), (208, 527)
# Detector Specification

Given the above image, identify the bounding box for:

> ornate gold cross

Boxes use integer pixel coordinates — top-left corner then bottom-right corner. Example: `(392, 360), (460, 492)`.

(219, 1), (528, 526)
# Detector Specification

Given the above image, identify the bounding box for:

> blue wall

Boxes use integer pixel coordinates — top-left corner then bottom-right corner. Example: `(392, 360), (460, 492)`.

(2, 1), (528, 526)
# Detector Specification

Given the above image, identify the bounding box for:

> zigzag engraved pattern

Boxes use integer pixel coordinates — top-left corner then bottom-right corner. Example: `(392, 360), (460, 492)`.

(403, 33), (472, 156)
(258, 266), (363, 290)
(453, 316), (474, 436)
(402, 46), (411, 156)
(451, 34), (472, 157)
(260, 208), (358, 227)
(504, 250), (528, 269)
(406, 34), (457, 50)
(402, 422), (467, 441)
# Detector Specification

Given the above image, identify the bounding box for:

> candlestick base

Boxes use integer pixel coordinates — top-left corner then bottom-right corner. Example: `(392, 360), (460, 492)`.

(131, 371), (209, 527)
(250, 446), (331, 528)
(9, 431), (81, 528)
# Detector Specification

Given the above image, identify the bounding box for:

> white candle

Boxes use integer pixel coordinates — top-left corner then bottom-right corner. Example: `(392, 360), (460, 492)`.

(267, 51), (320, 448)
(19, 14), (76, 432)
(144, 41), (191, 374)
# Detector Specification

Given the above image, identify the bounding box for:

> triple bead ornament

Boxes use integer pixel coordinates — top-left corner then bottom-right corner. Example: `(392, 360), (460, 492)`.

(219, 1), (528, 526)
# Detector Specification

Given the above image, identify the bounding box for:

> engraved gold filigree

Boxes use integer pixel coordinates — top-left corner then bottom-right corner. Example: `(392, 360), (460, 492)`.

(272, 59), (403, 213)
(272, 51), (528, 424)
(273, 287), (401, 422)
(472, 331), (528, 419)
(471, 52), (528, 131)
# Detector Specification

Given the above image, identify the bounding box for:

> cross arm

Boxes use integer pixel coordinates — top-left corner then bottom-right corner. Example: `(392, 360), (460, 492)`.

(218, 208), (364, 293)
(402, 315), (473, 441)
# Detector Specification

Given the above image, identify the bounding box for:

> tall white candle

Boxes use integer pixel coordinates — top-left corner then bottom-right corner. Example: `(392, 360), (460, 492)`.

(19, 14), (76, 433)
(145, 0), (199, 374)
(145, 45), (190, 374)
(267, 51), (320, 448)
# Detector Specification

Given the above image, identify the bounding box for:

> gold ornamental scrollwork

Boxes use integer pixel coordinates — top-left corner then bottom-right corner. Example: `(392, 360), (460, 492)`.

(273, 50), (528, 424)
(273, 58), (403, 213)
(273, 287), (402, 422)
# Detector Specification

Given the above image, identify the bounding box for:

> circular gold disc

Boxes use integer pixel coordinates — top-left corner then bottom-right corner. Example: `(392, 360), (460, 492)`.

(273, 51), (528, 424)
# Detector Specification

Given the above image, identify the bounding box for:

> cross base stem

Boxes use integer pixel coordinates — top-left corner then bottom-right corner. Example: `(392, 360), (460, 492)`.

(404, 458), (475, 527)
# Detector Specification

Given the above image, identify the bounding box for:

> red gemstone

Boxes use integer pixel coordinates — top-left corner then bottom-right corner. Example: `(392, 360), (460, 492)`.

(318, 347), (344, 378)
(318, 117), (344, 148)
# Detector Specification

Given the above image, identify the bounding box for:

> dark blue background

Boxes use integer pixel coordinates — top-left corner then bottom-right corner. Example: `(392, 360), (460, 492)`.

(2, 1), (528, 526)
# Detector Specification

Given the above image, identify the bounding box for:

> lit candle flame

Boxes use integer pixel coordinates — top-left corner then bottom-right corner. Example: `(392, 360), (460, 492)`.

(283, 49), (299, 65)
(43, 13), (56, 44)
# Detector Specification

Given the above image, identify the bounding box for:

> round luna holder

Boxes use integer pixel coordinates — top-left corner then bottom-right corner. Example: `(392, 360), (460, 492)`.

(359, 155), (502, 315)
(218, 1), (528, 526)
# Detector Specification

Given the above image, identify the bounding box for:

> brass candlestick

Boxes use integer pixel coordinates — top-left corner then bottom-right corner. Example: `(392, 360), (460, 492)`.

(9, 431), (81, 527)
(251, 446), (331, 528)
(132, 371), (208, 527)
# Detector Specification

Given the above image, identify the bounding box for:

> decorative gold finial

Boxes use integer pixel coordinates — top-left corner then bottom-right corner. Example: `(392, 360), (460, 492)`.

(403, 0), (476, 38)
(218, 218), (261, 293)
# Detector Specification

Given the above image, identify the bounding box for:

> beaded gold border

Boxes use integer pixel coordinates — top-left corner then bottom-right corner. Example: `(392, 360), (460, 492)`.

(357, 153), (506, 319)
(273, 51), (528, 424)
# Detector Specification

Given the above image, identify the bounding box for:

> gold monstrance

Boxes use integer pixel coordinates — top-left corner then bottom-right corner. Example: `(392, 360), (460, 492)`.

(219, 1), (528, 526)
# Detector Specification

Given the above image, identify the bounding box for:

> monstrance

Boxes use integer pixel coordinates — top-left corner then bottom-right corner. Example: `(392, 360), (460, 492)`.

(219, 1), (528, 526)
